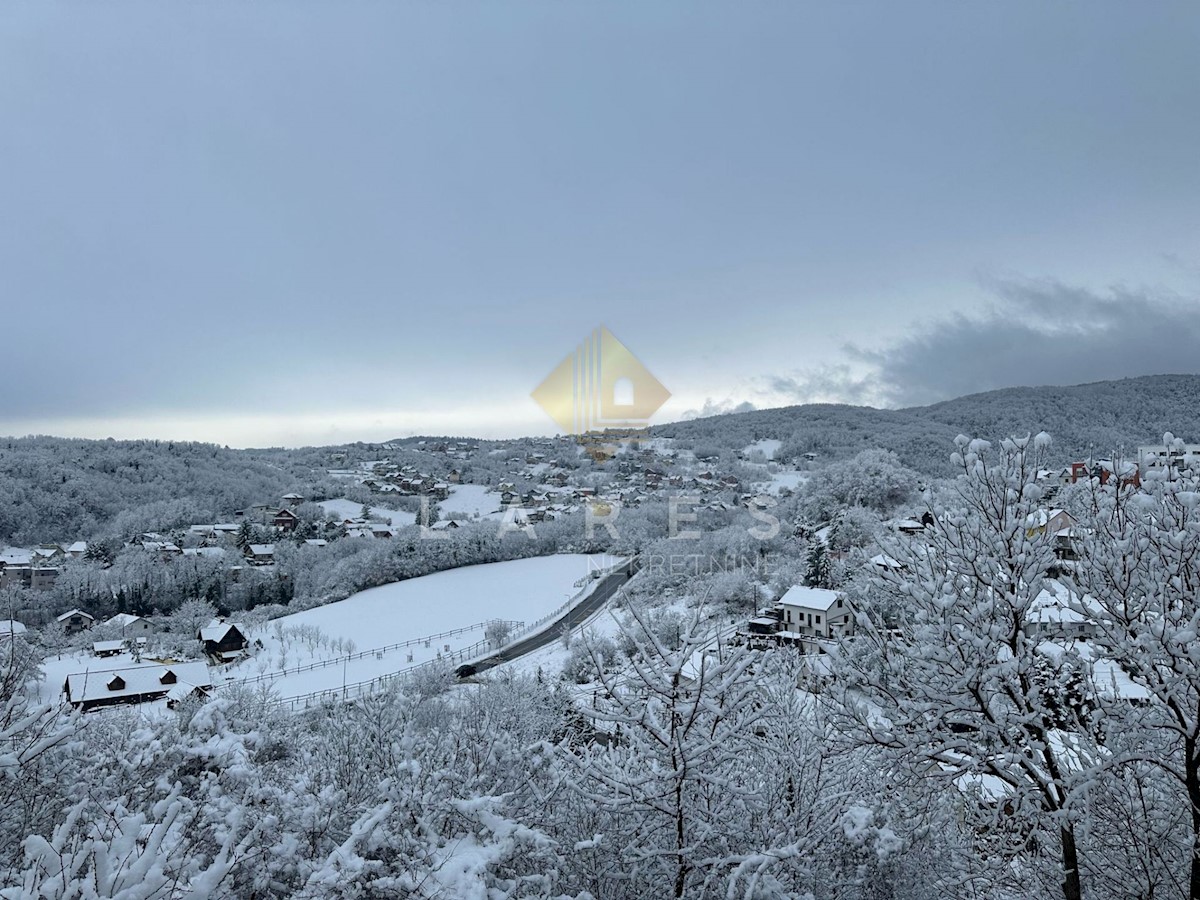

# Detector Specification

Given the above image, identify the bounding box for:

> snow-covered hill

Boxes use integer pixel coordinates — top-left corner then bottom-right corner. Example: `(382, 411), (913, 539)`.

(655, 373), (1200, 475)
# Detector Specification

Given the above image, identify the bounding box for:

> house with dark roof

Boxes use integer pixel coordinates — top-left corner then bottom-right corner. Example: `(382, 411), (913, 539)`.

(198, 621), (249, 661)
(64, 661), (213, 712)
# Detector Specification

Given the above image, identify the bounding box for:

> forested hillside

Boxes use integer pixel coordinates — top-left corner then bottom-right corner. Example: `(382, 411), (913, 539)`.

(656, 374), (1200, 474)
(0, 437), (323, 545)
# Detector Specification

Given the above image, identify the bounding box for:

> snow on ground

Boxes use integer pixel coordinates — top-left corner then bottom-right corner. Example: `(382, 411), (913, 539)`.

(497, 587), (698, 684)
(227, 553), (621, 698)
(40, 554), (624, 708)
(498, 604), (626, 682)
(754, 469), (809, 496)
(318, 497), (416, 526)
(743, 439), (782, 460)
(441, 484), (502, 519)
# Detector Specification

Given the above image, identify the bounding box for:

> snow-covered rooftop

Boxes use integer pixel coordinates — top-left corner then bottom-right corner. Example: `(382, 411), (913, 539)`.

(199, 620), (241, 642)
(65, 660), (212, 706)
(779, 585), (842, 612)
(0, 619), (27, 637)
(106, 613), (149, 629)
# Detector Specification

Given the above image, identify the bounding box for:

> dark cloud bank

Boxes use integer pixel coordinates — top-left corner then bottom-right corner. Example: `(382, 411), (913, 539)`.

(767, 277), (1200, 410)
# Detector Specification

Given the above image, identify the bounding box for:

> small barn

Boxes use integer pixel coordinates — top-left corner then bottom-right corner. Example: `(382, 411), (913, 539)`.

(198, 621), (249, 661)
(92, 639), (125, 658)
(64, 661), (213, 712)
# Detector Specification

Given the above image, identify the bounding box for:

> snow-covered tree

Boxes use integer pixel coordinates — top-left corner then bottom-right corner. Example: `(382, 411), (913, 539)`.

(836, 434), (1095, 900)
(561, 609), (764, 898)
(1067, 434), (1200, 899)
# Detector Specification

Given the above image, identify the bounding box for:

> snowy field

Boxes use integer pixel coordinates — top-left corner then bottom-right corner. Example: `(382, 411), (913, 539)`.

(225, 553), (621, 699)
(441, 484), (502, 519)
(318, 498), (416, 526)
(39, 554), (623, 709)
(742, 438), (782, 460)
(755, 469), (809, 496)
(319, 486), (503, 525)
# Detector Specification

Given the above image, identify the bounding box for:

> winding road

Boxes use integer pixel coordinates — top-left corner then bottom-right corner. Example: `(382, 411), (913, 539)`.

(467, 557), (640, 675)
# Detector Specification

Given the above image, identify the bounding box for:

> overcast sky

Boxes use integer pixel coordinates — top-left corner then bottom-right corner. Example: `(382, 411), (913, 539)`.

(2, 2), (1198, 446)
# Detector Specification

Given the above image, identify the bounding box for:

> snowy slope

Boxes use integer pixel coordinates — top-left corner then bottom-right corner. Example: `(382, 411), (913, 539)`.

(228, 554), (621, 698)
(441, 484), (501, 519)
(743, 438), (782, 460)
(318, 498), (416, 526)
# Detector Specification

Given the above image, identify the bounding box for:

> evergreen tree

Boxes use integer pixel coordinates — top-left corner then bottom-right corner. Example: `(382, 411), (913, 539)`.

(803, 539), (830, 589)
(235, 520), (255, 550)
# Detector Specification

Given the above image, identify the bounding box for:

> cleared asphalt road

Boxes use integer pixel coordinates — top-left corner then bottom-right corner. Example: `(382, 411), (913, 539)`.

(468, 558), (639, 675)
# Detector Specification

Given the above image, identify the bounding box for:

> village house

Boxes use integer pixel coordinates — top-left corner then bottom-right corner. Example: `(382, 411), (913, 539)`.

(776, 585), (854, 639)
(1025, 508), (1076, 541)
(56, 608), (95, 636)
(64, 660), (213, 712)
(1, 565), (60, 591)
(0, 548), (33, 568)
(140, 540), (182, 558)
(1023, 585), (1103, 642)
(273, 508), (300, 532)
(105, 613), (157, 636)
(0, 619), (27, 640)
(1139, 443), (1200, 473)
(198, 621), (249, 661)
(92, 639), (126, 658)
(245, 544), (276, 566)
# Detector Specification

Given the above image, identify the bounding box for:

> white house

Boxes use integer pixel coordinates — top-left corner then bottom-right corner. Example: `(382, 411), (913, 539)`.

(1139, 444), (1200, 472)
(105, 613), (157, 635)
(776, 585), (853, 639)
(56, 608), (95, 636)
(1023, 585), (1102, 641)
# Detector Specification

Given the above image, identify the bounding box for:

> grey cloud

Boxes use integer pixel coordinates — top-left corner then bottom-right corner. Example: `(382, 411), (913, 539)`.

(763, 364), (882, 407)
(849, 277), (1200, 407)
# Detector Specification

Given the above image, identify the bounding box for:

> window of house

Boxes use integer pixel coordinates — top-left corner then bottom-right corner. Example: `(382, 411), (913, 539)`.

(816, 615), (821, 624)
